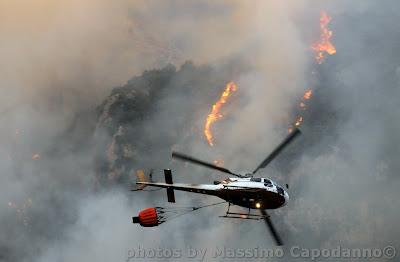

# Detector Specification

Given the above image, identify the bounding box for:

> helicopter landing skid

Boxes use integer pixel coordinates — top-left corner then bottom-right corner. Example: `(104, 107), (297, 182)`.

(219, 202), (268, 220)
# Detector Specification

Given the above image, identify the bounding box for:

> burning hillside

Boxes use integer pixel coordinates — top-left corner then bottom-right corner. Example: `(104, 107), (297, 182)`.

(2, 2), (400, 261)
(289, 11), (336, 133)
(94, 62), (244, 184)
(204, 81), (238, 146)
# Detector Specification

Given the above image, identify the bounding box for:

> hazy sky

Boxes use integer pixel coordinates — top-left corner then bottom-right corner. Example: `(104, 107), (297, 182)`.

(0, 1), (399, 261)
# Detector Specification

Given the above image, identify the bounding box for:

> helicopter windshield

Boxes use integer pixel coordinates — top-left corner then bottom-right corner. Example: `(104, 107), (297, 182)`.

(263, 178), (272, 184)
(263, 179), (273, 187)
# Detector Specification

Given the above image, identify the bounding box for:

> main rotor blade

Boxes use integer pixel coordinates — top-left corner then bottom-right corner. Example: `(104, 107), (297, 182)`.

(252, 128), (301, 174)
(172, 152), (241, 177)
(260, 209), (283, 246)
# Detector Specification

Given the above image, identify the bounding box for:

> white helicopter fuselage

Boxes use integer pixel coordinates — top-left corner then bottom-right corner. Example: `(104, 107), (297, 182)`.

(137, 177), (289, 210)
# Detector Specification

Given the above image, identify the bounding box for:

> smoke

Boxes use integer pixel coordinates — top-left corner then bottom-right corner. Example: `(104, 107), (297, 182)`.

(1, 0), (399, 261)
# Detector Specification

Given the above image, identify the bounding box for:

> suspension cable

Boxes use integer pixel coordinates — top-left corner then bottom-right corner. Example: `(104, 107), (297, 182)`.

(157, 201), (226, 222)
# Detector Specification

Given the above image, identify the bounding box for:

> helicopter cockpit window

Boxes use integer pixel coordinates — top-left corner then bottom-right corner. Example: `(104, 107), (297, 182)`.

(277, 187), (284, 195)
(264, 179), (271, 184)
(250, 178), (262, 182)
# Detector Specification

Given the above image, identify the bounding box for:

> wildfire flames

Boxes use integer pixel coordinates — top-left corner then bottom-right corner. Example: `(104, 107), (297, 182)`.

(303, 89), (313, 100)
(311, 11), (337, 64)
(204, 81), (238, 146)
(289, 89), (312, 133)
(290, 11), (336, 132)
(203, 12), (336, 147)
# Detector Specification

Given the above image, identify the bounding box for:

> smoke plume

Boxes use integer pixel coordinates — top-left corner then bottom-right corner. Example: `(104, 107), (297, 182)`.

(0, 1), (399, 261)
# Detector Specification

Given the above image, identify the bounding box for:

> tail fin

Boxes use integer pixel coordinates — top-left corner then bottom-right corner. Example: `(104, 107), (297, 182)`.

(131, 169), (153, 191)
(164, 169), (175, 203)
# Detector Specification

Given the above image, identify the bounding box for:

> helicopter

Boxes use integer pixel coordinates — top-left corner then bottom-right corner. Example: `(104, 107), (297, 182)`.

(133, 128), (301, 245)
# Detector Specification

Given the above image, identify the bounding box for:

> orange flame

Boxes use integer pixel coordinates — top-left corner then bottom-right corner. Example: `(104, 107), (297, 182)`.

(303, 89), (313, 100)
(311, 11), (336, 64)
(204, 81), (238, 146)
(290, 11), (335, 132)
(295, 116), (303, 127)
(289, 89), (313, 132)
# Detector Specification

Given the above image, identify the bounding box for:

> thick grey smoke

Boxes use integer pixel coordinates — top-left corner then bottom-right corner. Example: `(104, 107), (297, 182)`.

(0, 1), (399, 261)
